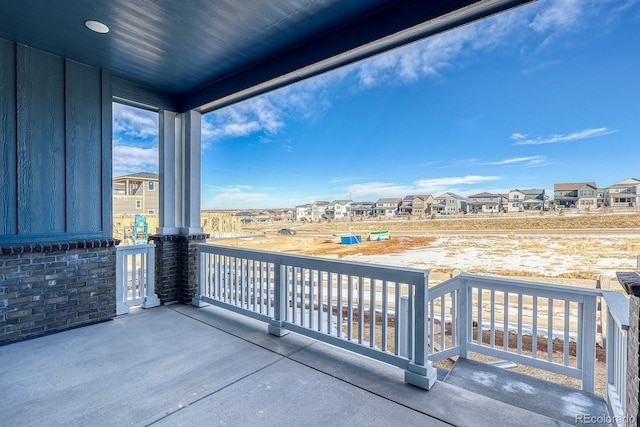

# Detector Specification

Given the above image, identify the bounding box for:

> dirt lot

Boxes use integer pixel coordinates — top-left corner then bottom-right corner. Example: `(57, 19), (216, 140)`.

(216, 213), (640, 283)
(247, 212), (640, 234)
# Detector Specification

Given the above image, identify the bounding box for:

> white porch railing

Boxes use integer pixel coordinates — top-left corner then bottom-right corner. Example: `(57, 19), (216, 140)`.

(428, 274), (629, 424)
(116, 244), (160, 315)
(192, 244), (437, 390)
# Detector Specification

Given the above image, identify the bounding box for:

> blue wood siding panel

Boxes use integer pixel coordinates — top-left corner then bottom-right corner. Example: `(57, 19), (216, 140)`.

(65, 60), (102, 233)
(0, 39), (17, 235)
(17, 45), (66, 234)
(101, 70), (113, 236)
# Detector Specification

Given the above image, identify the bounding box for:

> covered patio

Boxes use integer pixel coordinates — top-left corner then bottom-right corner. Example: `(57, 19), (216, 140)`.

(1, 1), (638, 426)
(0, 304), (609, 426)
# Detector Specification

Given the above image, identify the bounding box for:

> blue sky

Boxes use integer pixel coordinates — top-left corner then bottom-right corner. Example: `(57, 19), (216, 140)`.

(113, 0), (640, 209)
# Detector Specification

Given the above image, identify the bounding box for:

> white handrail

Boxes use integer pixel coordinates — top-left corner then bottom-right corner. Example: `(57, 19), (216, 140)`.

(428, 274), (629, 422)
(193, 243), (437, 390)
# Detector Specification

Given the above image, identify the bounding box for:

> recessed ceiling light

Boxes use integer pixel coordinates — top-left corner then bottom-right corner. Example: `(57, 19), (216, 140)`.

(85, 20), (109, 34)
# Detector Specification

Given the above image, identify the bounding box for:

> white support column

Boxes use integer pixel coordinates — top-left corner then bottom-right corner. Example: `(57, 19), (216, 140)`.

(180, 110), (203, 235)
(156, 110), (180, 235)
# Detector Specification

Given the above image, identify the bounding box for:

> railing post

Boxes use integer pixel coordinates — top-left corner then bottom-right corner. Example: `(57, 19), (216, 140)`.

(115, 247), (128, 315)
(268, 259), (289, 336)
(142, 245), (160, 309)
(192, 245), (207, 307)
(581, 296), (597, 393)
(405, 271), (437, 390)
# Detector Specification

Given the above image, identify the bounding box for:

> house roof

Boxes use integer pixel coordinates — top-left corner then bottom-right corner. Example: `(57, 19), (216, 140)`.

(468, 192), (500, 198)
(113, 172), (159, 181)
(609, 178), (640, 187)
(435, 192), (464, 200)
(554, 182), (597, 191)
(376, 198), (401, 203)
(0, 1), (532, 113)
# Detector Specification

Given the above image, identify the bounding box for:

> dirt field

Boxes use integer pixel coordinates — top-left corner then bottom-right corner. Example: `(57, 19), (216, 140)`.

(216, 214), (640, 284)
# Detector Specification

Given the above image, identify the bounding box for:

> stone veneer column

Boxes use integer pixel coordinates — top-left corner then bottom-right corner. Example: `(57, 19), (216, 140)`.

(148, 234), (180, 304)
(0, 239), (118, 343)
(178, 234), (209, 304)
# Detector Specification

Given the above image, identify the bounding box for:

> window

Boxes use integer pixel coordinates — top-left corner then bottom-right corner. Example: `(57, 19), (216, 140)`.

(148, 181), (155, 191)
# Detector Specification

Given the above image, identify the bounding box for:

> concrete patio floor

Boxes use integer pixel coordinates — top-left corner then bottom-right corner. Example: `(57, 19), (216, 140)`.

(1, 304), (597, 426)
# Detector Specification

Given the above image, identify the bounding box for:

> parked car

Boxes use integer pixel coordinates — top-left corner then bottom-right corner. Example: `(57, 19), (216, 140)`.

(277, 228), (297, 235)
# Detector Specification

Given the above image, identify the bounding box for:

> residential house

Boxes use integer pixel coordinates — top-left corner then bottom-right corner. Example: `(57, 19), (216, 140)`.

(466, 192), (503, 214)
(399, 195), (433, 216)
(350, 202), (375, 218)
(311, 201), (330, 221)
(295, 204), (312, 222)
(113, 172), (159, 216)
(507, 189), (546, 212)
(553, 182), (597, 209)
(324, 200), (352, 220)
(606, 178), (640, 207)
(431, 193), (466, 215)
(374, 198), (401, 217)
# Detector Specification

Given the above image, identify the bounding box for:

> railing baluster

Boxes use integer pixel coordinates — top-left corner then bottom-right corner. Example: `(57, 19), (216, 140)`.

(309, 269), (315, 330)
(394, 281), (400, 354)
(440, 294), (445, 353)
(369, 278), (376, 348)
(532, 296), (538, 358)
(337, 274), (348, 337)
(490, 289), (495, 348)
(517, 294), (523, 354)
(504, 291), (509, 352)
(347, 275), (353, 341)
(564, 300), (570, 366)
(382, 280), (388, 352)
(476, 287), (482, 345)
(548, 297), (554, 362)
(358, 276), (364, 345)
(328, 272), (334, 337)
(317, 271), (324, 332)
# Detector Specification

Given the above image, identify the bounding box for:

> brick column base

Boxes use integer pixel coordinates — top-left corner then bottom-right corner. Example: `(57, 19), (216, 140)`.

(149, 233), (209, 305)
(178, 234), (209, 304)
(148, 235), (180, 304)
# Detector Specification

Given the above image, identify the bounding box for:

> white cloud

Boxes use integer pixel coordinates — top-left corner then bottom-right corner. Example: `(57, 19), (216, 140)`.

(112, 145), (158, 177)
(513, 128), (617, 145)
(201, 0), (631, 145)
(113, 103), (158, 140)
(510, 133), (528, 140)
(485, 155), (547, 167)
(347, 175), (500, 200)
(204, 185), (270, 209)
(529, 0), (583, 34)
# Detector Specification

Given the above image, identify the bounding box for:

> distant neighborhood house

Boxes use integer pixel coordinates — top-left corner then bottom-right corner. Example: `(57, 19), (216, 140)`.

(606, 178), (640, 207)
(553, 182), (598, 209)
(507, 189), (546, 212)
(113, 172), (159, 216)
(467, 192), (503, 214)
(431, 193), (466, 215)
(374, 198), (401, 217)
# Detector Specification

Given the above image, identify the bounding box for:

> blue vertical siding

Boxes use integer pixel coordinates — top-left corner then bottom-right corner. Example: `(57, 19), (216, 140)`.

(0, 39), (17, 235)
(65, 60), (102, 233)
(0, 39), (113, 243)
